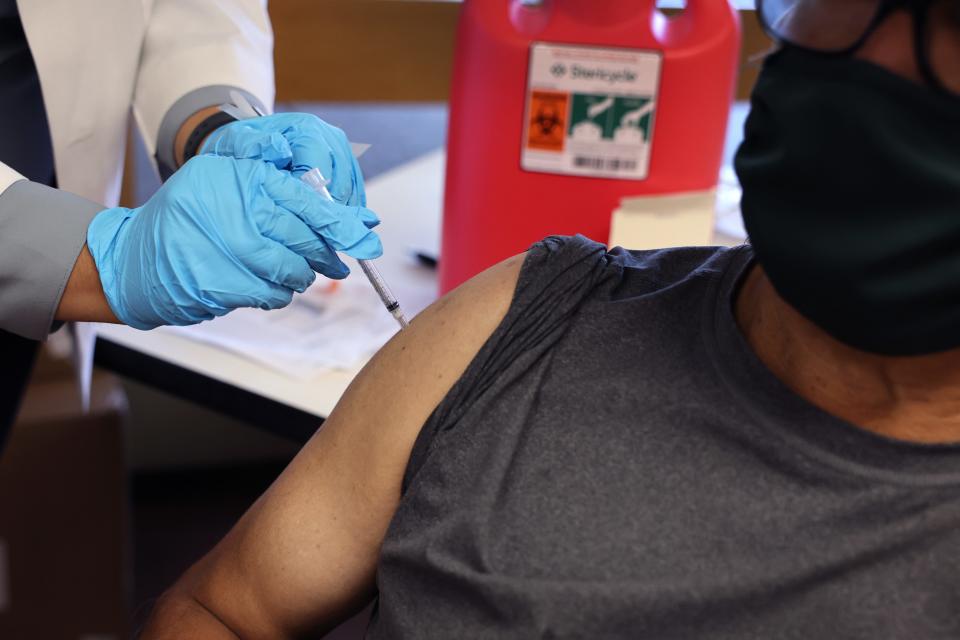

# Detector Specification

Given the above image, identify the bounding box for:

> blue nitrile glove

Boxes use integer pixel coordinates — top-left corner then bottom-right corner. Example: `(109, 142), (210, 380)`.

(87, 155), (382, 330)
(202, 112), (366, 207)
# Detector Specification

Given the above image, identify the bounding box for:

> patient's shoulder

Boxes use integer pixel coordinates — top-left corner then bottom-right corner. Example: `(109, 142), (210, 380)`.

(312, 251), (529, 492)
(363, 250), (527, 404)
(364, 234), (611, 399)
(324, 235), (616, 486)
(389, 235), (615, 408)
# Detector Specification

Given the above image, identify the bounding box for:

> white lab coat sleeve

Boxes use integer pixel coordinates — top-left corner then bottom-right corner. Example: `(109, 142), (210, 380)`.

(0, 161), (24, 195)
(0, 178), (104, 340)
(131, 0), (275, 162)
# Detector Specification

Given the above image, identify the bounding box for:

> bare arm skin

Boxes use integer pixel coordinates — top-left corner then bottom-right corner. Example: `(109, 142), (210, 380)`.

(54, 244), (119, 323)
(173, 105), (223, 167)
(140, 254), (526, 639)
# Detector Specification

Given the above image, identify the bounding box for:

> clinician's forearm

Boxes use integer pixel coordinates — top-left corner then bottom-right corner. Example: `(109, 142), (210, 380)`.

(54, 244), (119, 323)
(173, 105), (222, 168)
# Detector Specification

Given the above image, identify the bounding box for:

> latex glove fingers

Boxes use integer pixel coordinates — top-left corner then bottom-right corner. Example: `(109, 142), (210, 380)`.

(255, 207), (350, 279)
(296, 123), (367, 206)
(266, 114), (361, 204)
(159, 159), (317, 292)
(202, 124), (293, 169)
(261, 166), (384, 262)
(231, 234), (318, 293)
(203, 113), (367, 207)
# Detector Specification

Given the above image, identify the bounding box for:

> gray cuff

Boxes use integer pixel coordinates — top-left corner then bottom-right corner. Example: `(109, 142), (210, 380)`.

(0, 181), (103, 340)
(155, 85), (267, 180)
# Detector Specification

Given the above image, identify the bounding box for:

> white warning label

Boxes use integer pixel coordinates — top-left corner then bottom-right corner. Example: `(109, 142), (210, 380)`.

(521, 42), (662, 180)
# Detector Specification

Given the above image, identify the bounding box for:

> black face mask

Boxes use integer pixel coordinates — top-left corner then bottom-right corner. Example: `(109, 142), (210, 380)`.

(734, 45), (960, 356)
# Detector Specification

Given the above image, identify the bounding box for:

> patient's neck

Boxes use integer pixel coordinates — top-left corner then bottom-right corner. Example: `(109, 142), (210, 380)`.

(735, 264), (960, 444)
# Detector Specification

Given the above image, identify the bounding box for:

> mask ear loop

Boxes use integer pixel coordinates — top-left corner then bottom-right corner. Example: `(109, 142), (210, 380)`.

(841, 0), (901, 55)
(912, 2), (952, 95)
(756, 0), (888, 56)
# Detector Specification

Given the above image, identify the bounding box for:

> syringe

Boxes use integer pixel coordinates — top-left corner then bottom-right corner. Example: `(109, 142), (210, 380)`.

(301, 168), (409, 329)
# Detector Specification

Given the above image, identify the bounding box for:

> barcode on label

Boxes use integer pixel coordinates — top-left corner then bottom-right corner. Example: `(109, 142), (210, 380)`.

(573, 157), (638, 172)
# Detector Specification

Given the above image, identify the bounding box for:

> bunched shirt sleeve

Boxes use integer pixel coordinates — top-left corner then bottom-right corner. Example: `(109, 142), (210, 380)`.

(401, 235), (620, 492)
(0, 180), (103, 340)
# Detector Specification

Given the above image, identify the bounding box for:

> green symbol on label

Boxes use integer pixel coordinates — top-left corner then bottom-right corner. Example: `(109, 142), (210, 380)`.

(569, 94), (653, 144)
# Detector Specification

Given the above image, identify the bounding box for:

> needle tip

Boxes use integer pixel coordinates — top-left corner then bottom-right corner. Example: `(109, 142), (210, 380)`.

(392, 307), (410, 329)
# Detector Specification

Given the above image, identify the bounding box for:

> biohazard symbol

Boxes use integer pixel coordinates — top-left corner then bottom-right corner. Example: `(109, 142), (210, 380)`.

(527, 91), (568, 152)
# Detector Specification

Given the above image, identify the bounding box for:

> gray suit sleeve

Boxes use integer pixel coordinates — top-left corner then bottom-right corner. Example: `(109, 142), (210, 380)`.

(0, 180), (104, 340)
(155, 85), (267, 180)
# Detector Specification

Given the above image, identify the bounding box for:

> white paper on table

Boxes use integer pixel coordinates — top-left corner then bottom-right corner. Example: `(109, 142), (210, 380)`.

(70, 321), (98, 412)
(715, 165), (747, 241)
(609, 188), (718, 250)
(164, 261), (401, 380)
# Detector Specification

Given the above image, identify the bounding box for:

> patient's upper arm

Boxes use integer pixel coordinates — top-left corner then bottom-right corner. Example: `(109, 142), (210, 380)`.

(149, 254), (526, 638)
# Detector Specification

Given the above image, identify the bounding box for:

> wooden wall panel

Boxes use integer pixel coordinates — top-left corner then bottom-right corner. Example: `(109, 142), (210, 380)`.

(271, 0), (461, 102)
(270, 1), (773, 103)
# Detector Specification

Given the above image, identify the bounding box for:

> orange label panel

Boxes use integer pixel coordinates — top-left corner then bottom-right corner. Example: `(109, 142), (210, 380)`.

(526, 90), (569, 152)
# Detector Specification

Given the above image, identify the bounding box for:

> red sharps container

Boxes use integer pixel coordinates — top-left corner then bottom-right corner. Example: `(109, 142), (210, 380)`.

(440, 0), (741, 293)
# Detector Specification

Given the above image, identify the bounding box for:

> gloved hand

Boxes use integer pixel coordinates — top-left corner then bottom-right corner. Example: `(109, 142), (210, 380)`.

(87, 155), (382, 330)
(202, 112), (366, 207)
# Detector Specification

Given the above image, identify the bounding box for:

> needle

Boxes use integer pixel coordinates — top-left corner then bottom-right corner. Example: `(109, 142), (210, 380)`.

(301, 168), (409, 329)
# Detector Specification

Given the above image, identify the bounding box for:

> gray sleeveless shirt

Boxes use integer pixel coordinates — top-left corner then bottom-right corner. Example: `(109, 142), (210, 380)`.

(367, 235), (960, 639)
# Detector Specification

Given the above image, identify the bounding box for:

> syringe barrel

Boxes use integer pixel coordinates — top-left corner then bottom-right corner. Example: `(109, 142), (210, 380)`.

(302, 168), (332, 199)
(358, 259), (399, 308)
(300, 168), (409, 329)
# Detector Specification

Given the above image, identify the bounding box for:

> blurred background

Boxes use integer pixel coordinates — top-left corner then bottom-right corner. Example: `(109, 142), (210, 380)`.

(0, 0), (770, 637)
